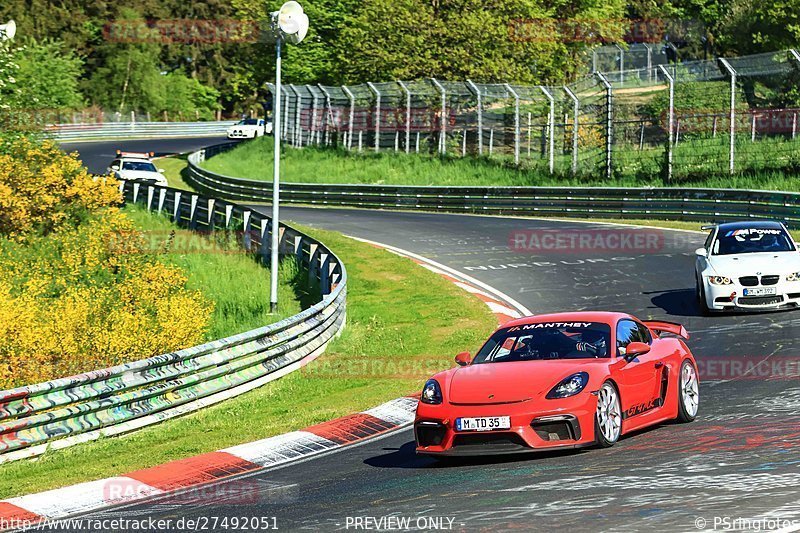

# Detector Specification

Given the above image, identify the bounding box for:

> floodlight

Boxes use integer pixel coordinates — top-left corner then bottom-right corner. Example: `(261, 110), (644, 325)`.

(0, 20), (16, 41)
(271, 2), (308, 44)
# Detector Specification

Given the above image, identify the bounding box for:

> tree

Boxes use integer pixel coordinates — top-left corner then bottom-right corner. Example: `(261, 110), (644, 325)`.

(13, 40), (84, 110)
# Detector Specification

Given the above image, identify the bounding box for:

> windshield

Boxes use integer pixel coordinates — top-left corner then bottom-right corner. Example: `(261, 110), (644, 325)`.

(121, 161), (157, 172)
(472, 322), (611, 363)
(713, 227), (795, 255)
(236, 119), (259, 125)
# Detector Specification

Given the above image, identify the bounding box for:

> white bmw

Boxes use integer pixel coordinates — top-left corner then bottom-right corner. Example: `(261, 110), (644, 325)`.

(695, 221), (800, 313)
(226, 118), (272, 139)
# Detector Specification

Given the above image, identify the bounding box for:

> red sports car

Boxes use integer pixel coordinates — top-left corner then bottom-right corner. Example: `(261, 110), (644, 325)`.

(415, 312), (699, 456)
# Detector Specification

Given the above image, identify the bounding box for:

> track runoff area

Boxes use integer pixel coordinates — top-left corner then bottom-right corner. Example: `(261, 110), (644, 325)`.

(39, 142), (800, 533)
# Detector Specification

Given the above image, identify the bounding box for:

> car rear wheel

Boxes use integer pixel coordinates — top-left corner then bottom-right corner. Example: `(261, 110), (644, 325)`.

(595, 382), (621, 447)
(676, 360), (699, 422)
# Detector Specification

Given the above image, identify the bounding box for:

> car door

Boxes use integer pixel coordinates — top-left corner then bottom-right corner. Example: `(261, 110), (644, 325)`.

(615, 319), (660, 419)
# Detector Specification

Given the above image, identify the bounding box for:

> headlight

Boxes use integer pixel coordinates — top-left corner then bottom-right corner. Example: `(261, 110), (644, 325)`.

(787, 272), (800, 282)
(708, 276), (732, 285)
(546, 372), (589, 399)
(421, 379), (443, 405)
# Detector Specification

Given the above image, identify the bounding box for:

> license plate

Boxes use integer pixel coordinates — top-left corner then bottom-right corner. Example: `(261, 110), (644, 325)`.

(743, 287), (777, 296)
(455, 416), (511, 432)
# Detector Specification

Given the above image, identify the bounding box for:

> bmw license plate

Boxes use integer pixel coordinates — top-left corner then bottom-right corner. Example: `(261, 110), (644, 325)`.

(743, 287), (777, 296)
(455, 416), (511, 432)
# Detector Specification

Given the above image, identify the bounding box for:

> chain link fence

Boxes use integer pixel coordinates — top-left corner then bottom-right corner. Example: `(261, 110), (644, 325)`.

(269, 49), (800, 181)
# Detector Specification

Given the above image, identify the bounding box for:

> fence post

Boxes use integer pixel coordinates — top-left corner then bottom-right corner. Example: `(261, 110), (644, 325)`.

(659, 65), (675, 182)
(283, 86), (290, 142)
(615, 44), (625, 84)
(307, 85), (319, 146)
(287, 85), (301, 147)
(539, 86), (555, 174)
(563, 86), (580, 176)
(367, 82), (380, 152)
(318, 84), (332, 146)
(466, 80), (483, 156)
(430, 78), (447, 155)
(342, 85), (355, 151)
(397, 80), (412, 154)
(719, 58), (736, 174)
(504, 84), (520, 165)
(790, 51), (800, 140)
(596, 73), (613, 180)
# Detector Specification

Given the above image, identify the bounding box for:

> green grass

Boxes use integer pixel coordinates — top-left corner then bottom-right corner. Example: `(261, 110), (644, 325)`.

(125, 206), (302, 340)
(154, 154), (196, 192)
(0, 224), (497, 499)
(200, 135), (800, 191)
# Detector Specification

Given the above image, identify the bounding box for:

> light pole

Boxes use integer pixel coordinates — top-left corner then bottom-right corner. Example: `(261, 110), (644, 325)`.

(269, 2), (308, 313)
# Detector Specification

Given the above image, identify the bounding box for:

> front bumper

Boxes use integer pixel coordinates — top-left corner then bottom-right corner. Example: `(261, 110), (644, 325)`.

(415, 395), (597, 456)
(227, 130), (256, 139)
(705, 280), (800, 311)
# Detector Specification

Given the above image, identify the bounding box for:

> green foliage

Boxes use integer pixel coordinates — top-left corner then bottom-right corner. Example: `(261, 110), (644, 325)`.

(12, 40), (84, 110)
(643, 81), (749, 122)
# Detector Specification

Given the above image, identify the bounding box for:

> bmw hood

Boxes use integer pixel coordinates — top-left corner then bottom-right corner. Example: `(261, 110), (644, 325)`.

(447, 360), (603, 404)
(708, 252), (800, 277)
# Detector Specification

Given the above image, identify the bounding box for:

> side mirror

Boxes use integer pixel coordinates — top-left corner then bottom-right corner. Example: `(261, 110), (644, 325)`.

(695, 247), (707, 257)
(158, 168), (165, 173)
(623, 341), (650, 362)
(455, 351), (471, 366)
(110, 165), (120, 171)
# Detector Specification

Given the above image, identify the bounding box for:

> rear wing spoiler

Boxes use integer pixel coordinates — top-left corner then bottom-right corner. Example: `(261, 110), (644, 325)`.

(642, 320), (689, 340)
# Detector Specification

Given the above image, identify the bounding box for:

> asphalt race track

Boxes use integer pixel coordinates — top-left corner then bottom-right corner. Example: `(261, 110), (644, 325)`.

(56, 142), (800, 531)
(60, 137), (229, 175)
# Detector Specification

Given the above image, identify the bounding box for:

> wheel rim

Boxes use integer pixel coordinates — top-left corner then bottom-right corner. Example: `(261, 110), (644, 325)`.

(681, 363), (699, 417)
(596, 384), (621, 442)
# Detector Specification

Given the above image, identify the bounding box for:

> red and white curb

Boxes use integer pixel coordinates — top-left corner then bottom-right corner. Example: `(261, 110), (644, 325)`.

(0, 397), (417, 527)
(346, 235), (532, 324)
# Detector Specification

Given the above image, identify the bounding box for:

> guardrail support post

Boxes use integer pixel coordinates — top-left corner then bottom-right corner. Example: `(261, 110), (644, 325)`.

(431, 78), (447, 155)
(659, 65), (675, 181)
(367, 82), (381, 152)
(563, 86), (580, 176)
(596, 73), (614, 180)
(341, 85), (355, 150)
(539, 86), (555, 174)
(504, 84), (520, 165)
(397, 80), (412, 154)
(466, 80), (483, 156)
(719, 58), (737, 174)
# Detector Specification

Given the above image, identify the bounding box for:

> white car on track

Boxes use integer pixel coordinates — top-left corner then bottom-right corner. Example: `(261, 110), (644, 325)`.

(226, 118), (272, 139)
(107, 151), (168, 187)
(695, 220), (800, 313)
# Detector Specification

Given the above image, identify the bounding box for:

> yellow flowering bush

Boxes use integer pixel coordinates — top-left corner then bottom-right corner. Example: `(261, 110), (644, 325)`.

(0, 140), (213, 389)
(0, 137), (121, 240)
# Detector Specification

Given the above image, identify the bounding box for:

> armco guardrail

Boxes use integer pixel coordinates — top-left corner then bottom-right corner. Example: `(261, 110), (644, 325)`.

(48, 121), (236, 141)
(187, 143), (800, 229)
(0, 180), (345, 463)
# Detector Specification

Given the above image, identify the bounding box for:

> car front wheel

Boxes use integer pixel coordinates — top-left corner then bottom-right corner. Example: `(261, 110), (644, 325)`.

(595, 382), (622, 447)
